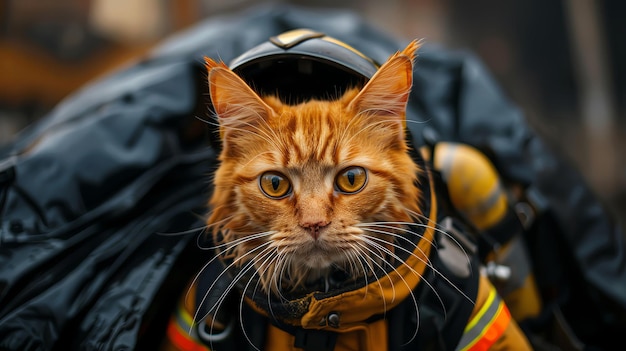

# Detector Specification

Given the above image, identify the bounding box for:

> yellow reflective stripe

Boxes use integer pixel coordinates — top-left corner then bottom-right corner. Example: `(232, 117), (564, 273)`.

(176, 299), (195, 332)
(465, 287), (496, 332)
(459, 302), (504, 351)
(457, 285), (509, 351)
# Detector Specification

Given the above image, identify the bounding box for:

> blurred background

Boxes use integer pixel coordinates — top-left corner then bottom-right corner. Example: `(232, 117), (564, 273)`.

(0, 0), (624, 223)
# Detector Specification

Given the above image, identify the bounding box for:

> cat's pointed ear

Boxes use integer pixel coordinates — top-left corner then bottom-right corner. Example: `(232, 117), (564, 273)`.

(348, 40), (420, 121)
(205, 57), (273, 136)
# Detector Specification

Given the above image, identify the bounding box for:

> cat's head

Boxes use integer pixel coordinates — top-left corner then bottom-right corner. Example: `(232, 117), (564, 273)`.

(205, 40), (423, 294)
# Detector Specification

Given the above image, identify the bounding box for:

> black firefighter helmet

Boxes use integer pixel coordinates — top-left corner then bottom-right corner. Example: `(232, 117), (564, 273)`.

(228, 28), (380, 103)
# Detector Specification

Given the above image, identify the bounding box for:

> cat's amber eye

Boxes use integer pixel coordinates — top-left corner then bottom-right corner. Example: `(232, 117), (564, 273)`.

(259, 171), (292, 198)
(335, 166), (367, 193)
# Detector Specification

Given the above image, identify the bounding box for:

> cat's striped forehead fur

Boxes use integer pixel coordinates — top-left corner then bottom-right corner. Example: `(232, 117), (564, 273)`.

(205, 40), (423, 293)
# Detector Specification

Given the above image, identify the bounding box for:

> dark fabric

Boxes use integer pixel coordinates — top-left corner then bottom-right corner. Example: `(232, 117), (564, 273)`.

(0, 4), (624, 350)
(386, 230), (480, 351)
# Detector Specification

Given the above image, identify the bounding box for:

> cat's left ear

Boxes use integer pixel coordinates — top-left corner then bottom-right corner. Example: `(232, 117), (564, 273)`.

(205, 57), (273, 138)
(348, 40), (420, 123)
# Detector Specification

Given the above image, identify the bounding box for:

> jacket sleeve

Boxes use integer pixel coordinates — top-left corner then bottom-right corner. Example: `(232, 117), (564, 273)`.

(455, 274), (533, 351)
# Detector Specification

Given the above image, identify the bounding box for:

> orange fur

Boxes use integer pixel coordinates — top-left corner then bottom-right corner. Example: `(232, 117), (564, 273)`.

(206, 41), (423, 293)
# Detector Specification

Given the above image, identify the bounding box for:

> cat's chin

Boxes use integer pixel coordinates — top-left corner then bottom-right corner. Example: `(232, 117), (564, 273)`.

(300, 251), (335, 270)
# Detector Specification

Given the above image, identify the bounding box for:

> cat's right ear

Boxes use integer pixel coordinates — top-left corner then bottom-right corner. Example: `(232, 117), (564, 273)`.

(347, 40), (420, 122)
(205, 57), (273, 137)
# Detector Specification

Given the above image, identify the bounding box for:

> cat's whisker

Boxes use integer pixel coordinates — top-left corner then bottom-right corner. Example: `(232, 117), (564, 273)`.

(219, 117), (277, 146)
(403, 211), (465, 254)
(202, 208), (234, 227)
(221, 102), (286, 152)
(404, 118), (432, 126)
(343, 249), (365, 285)
(239, 151), (279, 170)
(352, 241), (390, 314)
(355, 222), (436, 247)
(354, 239), (402, 303)
(355, 236), (422, 344)
(203, 245), (278, 350)
(198, 258), (259, 348)
(266, 256), (283, 322)
(261, 242), (289, 293)
(244, 245), (278, 291)
(154, 225), (208, 237)
(257, 113), (290, 152)
(358, 227), (432, 269)
(356, 109), (405, 119)
(336, 109), (375, 147)
(194, 114), (218, 126)
(232, 242), (277, 302)
(256, 243), (286, 297)
(247, 251), (272, 302)
(210, 265), (258, 349)
(199, 204), (234, 226)
(185, 252), (223, 310)
(274, 249), (293, 301)
(269, 253), (285, 300)
(197, 225), (236, 251)
(345, 246), (372, 299)
(233, 245), (290, 328)
(361, 232), (474, 326)
(245, 247), (283, 323)
(192, 241), (273, 329)
(359, 234), (430, 290)
(236, 254), (278, 351)
(361, 232), (442, 299)
(406, 209), (473, 269)
(357, 226), (426, 255)
(341, 117), (404, 146)
(184, 233), (266, 308)
(353, 238), (422, 334)
(206, 230), (275, 252)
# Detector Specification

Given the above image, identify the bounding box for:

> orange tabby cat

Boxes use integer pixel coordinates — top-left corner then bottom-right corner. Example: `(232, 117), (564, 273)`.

(206, 40), (423, 295)
(161, 39), (531, 351)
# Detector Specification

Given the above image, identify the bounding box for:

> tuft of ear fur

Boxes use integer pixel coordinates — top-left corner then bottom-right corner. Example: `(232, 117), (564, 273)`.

(205, 57), (273, 139)
(348, 40), (420, 122)
(204, 56), (230, 71)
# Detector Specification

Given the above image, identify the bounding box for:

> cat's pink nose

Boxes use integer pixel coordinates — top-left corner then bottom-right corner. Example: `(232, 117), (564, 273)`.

(301, 220), (330, 240)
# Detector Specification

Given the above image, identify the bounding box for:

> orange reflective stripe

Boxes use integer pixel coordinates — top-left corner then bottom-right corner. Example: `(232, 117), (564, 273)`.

(465, 302), (511, 351)
(458, 287), (512, 351)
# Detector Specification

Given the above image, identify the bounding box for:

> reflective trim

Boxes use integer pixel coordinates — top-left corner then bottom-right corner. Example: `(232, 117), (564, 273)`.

(457, 287), (511, 351)
(175, 299), (195, 332)
(165, 301), (210, 351)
